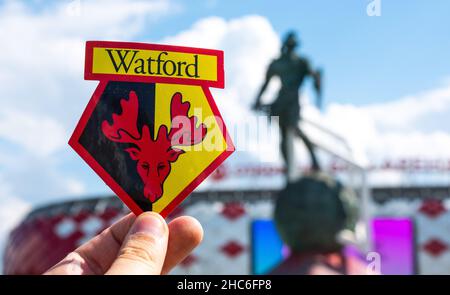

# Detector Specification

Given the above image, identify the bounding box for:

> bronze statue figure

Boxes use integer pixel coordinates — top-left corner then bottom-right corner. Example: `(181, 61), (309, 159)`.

(253, 31), (322, 174)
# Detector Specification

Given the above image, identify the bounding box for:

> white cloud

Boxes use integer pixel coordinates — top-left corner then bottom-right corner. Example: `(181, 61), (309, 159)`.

(65, 178), (86, 195)
(162, 15), (282, 163)
(0, 0), (178, 122)
(0, 0), (180, 200)
(0, 108), (67, 157)
(316, 82), (450, 163)
(162, 15), (280, 108)
(365, 85), (450, 132)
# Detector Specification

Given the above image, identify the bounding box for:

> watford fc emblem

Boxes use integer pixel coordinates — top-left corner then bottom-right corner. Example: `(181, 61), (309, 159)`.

(69, 41), (234, 217)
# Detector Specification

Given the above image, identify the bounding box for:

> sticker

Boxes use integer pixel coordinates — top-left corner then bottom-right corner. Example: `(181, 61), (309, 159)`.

(69, 41), (234, 217)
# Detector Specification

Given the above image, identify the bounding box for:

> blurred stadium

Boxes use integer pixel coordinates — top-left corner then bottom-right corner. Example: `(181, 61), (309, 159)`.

(4, 114), (450, 275)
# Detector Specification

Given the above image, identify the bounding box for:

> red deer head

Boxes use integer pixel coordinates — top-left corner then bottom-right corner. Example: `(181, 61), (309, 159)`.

(101, 91), (207, 203)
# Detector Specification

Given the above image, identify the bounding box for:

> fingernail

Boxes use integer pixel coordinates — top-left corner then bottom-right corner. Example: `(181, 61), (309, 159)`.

(130, 212), (166, 237)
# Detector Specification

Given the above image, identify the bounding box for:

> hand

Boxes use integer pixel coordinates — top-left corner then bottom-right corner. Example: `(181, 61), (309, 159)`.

(44, 212), (203, 275)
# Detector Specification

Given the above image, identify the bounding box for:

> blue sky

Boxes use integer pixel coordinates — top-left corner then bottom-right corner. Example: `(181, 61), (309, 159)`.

(142, 0), (450, 105)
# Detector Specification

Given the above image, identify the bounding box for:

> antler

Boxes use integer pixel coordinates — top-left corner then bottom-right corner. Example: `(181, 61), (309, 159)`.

(168, 92), (207, 146)
(102, 91), (206, 149)
(102, 91), (142, 144)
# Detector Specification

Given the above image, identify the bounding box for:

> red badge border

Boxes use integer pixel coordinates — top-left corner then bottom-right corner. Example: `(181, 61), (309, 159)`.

(70, 41), (233, 217)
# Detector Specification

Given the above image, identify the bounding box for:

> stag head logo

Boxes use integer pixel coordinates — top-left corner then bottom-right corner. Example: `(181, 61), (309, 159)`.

(101, 91), (207, 203)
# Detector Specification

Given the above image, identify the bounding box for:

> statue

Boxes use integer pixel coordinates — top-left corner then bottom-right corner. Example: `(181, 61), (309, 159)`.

(252, 32), (367, 275)
(253, 31), (322, 176)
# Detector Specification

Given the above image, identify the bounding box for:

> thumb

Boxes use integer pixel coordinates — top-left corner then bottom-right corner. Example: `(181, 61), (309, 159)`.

(106, 212), (169, 275)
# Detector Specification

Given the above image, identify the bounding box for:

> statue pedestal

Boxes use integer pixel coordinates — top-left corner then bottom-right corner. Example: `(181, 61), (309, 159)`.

(286, 127), (298, 183)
